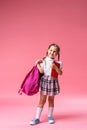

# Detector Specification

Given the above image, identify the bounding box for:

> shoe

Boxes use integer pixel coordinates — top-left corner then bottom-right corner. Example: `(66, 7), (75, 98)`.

(29, 118), (40, 125)
(48, 117), (55, 124)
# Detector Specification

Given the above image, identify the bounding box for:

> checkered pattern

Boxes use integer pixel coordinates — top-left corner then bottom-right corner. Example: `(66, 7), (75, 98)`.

(39, 75), (60, 96)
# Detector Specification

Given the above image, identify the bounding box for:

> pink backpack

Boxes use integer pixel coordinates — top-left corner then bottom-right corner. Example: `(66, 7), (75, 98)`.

(18, 66), (40, 96)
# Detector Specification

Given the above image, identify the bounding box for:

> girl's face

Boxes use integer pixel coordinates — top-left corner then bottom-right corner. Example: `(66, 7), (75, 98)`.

(47, 46), (58, 59)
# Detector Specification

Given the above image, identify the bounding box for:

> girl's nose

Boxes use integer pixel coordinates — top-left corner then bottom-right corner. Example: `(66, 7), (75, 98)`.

(51, 51), (53, 54)
(51, 52), (54, 55)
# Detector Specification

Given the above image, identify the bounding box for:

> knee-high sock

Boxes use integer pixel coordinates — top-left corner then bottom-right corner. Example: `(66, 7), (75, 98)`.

(48, 107), (54, 117)
(35, 107), (43, 119)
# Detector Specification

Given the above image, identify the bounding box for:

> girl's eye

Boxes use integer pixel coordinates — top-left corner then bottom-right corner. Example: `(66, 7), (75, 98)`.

(50, 50), (52, 52)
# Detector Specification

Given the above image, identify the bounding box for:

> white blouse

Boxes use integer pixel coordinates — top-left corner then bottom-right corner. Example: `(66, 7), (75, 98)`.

(40, 57), (62, 76)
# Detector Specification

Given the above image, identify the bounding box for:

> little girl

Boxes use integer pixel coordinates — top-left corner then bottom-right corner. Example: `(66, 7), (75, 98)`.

(29, 43), (62, 125)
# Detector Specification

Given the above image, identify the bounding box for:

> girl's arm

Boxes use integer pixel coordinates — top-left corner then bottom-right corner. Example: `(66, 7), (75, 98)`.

(55, 64), (63, 75)
(35, 59), (43, 65)
(35, 58), (44, 74)
(37, 64), (44, 74)
(51, 63), (63, 75)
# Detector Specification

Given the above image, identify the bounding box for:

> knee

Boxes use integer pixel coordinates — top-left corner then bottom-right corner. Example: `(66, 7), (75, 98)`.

(48, 96), (54, 103)
(41, 97), (46, 104)
(40, 96), (46, 106)
(48, 96), (54, 106)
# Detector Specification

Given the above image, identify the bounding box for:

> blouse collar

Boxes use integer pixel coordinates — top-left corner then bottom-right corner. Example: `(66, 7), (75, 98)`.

(45, 56), (54, 61)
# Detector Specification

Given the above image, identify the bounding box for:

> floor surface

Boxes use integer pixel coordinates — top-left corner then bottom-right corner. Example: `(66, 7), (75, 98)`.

(0, 94), (87, 130)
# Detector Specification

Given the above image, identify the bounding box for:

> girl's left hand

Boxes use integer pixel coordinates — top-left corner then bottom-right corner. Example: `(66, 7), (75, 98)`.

(50, 63), (62, 75)
(50, 63), (56, 69)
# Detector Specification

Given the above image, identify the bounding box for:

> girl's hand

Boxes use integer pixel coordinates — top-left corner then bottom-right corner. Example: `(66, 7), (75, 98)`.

(50, 63), (56, 69)
(35, 58), (44, 74)
(51, 63), (63, 75)
(35, 59), (43, 65)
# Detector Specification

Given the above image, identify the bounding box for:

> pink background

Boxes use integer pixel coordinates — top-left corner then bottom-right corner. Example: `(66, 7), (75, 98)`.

(0, 0), (87, 130)
(0, 0), (87, 97)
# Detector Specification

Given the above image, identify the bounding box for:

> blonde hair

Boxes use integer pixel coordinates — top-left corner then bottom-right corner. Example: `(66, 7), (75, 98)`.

(46, 43), (60, 60)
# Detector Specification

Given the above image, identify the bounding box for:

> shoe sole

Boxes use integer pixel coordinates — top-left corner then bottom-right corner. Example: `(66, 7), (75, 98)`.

(48, 121), (55, 124)
(29, 120), (40, 125)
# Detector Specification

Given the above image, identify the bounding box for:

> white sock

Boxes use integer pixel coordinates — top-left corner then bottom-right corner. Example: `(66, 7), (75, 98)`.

(48, 107), (54, 117)
(35, 107), (43, 119)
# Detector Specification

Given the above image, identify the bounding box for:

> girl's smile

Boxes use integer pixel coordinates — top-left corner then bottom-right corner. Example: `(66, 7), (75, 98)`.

(47, 46), (57, 59)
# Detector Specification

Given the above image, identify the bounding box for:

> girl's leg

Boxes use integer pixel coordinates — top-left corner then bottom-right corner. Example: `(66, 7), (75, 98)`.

(30, 92), (47, 125)
(48, 96), (55, 123)
(48, 96), (54, 117)
(35, 92), (47, 119)
(48, 95), (54, 107)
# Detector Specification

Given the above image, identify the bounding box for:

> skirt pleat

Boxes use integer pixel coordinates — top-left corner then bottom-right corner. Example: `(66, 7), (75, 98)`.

(39, 75), (60, 96)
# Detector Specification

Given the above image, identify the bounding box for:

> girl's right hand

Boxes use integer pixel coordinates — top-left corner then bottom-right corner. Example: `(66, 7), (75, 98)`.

(35, 59), (43, 65)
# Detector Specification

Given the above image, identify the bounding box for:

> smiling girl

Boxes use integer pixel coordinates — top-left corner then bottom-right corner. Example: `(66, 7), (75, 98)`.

(29, 43), (62, 125)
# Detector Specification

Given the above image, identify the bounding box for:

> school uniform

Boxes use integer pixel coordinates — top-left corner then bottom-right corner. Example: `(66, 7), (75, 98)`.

(40, 57), (62, 96)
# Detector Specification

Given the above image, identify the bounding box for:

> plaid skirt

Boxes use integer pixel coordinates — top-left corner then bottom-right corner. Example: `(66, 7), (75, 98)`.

(39, 75), (60, 96)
